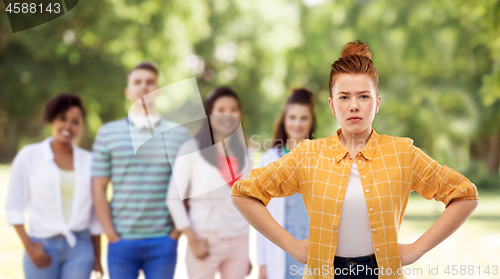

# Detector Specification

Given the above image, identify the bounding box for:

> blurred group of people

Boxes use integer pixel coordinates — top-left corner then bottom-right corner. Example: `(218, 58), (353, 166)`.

(6, 61), (312, 279)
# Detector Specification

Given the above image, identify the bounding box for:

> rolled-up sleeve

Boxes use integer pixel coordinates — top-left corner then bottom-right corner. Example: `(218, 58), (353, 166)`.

(409, 139), (478, 208)
(6, 149), (30, 225)
(231, 142), (305, 207)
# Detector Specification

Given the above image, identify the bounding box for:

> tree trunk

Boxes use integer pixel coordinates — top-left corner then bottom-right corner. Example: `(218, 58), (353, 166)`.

(484, 135), (500, 174)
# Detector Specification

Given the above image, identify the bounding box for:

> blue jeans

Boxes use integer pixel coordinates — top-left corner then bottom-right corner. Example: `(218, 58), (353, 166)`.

(23, 230), (95, 279)
(284, 193), (309, 279)
(107, 235), (178, 279)
(333, 254), (379, 279)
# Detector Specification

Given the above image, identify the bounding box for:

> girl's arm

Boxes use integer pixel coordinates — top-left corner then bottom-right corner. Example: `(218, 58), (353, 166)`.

(232, 196), (309, 264)
(408, 139), (479, 209)
(404, 139), (479, 265)
(7, 150), (52, 267)
(232, 143), (308, 263)
(91, 235), (103, 278)
(166, 142), (209, 259)
(400, 199), (478, 265)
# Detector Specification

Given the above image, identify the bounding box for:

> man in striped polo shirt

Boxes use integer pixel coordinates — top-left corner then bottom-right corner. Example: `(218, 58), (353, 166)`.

(92, 62), (190, 279)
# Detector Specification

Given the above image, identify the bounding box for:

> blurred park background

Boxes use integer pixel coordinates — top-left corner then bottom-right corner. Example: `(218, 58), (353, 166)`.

(1, 0), (500, 278)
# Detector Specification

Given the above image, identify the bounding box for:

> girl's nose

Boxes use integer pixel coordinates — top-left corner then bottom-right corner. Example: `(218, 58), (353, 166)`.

(350, 101), (360, 111)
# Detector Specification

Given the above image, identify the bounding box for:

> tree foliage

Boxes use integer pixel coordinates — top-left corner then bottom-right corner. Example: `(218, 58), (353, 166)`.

(1, 0), (499, 178)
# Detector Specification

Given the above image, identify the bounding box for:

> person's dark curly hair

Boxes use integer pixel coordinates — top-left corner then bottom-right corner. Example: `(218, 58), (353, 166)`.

(42, 94), (86, 123)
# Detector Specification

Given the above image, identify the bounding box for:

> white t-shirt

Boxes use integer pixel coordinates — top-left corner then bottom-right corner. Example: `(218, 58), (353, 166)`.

(335, 161), (375, 257)
(166, 139), (252, 238)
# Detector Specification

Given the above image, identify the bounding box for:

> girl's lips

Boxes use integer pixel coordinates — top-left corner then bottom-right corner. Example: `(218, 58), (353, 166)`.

(348, 118), (362, 122)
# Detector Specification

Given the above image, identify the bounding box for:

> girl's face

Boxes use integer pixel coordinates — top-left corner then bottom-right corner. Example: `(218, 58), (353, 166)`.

(51, 106), (84, 145)
(210, 96), (241, 136)
(284, 104), (313, 141)
(328, 74), (380, 135)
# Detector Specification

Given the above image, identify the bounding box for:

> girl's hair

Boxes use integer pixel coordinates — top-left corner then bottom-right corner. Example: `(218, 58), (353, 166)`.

(329, 40), (379, 96)
(43, 93), (86, 123)
(272, 88), (316, 149)
(194, 86), (246, 171)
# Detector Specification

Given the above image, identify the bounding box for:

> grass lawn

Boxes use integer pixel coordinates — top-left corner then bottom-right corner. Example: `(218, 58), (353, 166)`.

(1, 164), (499, 279)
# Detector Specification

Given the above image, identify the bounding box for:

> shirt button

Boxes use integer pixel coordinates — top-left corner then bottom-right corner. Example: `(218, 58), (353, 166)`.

(365, 189), (369, 193)
(369, 208), (373, 212)
(376, 248), (380, 252)
(362, 175), (366, 179)
(358, 160), (363, 164)
(372, 228), (376, 232)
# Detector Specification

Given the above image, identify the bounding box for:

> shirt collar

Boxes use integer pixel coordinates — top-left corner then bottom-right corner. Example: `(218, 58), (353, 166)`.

(331, 127), (380, 163)
(41, 137), (81, 168)
(128, 114), (162, 130)
(42, 137), (55, 161)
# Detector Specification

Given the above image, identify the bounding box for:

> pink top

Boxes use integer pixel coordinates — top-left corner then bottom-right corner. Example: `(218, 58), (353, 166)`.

(216, 153), (242, 187)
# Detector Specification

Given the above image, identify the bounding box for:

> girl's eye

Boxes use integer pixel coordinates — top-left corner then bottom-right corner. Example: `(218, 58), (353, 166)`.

(361, 95), (370, 99)
(339, 96), (347, 100)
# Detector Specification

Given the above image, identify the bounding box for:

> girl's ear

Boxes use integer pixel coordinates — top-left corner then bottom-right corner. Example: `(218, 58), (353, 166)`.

(375, 95), (381, 113)
(328, 97), (335, 115)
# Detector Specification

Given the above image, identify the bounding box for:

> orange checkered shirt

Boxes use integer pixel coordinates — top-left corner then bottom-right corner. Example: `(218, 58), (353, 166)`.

(231, 128), (479, 279)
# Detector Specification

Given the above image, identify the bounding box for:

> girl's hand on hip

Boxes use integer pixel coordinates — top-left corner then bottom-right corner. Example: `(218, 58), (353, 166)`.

(26, 241), (52, 268)
(289, 238), (309, 264)
(398, 243), (424, 266)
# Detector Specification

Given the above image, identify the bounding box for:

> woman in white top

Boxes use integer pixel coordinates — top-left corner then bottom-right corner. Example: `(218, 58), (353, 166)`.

(257, 89), (316, 279)
(166, 86), (252, 279)
(6, 94), (103, 279)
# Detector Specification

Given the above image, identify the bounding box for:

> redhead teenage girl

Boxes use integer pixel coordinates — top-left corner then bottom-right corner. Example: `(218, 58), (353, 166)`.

(231, 40), (479, 279)
(257, 88), (316, 279)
